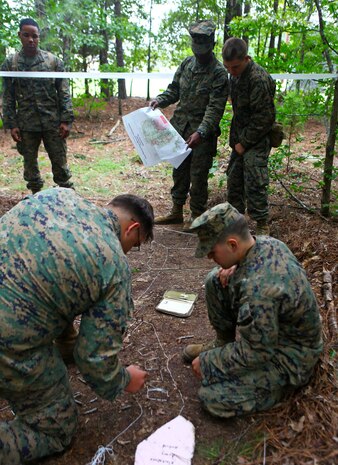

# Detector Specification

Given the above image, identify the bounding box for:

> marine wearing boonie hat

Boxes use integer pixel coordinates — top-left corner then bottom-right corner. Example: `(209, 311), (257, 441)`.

(190, 203), (242, 258)
(188, 19), (216, 55)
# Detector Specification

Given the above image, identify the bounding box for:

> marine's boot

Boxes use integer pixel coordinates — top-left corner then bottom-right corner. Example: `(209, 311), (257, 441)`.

(55, 323), (79, 365)
(256, 220), (270, 236)
(154, 203), (183, 225)
(182, 214), (198, 232)
(182, 332), (232, 363)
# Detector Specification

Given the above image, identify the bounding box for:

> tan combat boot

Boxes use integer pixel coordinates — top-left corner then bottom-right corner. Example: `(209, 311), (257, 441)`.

(256, 220), (270, 236)
(182, 214), (198, 232)
(55, 323), (79, 364)
(182, 333), (230, 363)
(155, 203), (183, 225)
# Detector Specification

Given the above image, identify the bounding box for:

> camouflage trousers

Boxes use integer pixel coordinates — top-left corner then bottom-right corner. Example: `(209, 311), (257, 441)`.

(171, 127), (217, 217)
(226, 137), (270, 222)
(17, 129), (73, 192)
(0, 369), (78, 464)
(198, 268), (290, 418)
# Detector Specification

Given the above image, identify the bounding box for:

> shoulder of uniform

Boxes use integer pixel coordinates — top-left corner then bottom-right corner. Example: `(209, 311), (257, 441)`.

(40, 49), (57, 59)
(3, 52), (19, 69)
(214, 58), (228, 75)
(249, 61), (272, 80)
(182, 56), (194, 66)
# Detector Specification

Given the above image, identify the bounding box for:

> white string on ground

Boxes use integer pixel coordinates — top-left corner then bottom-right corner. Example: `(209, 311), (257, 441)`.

(87, 228), (198, 463)
(138, 319), (185, 416)
(86, 401), (143, 465)
(263, 433), (267, 465)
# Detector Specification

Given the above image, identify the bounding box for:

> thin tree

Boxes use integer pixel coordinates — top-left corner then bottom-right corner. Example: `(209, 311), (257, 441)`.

(321, 77), (337, 216)
(146, 0), (153, 101)
(268, 0), (278, 58)
(114, 0), (127, 99)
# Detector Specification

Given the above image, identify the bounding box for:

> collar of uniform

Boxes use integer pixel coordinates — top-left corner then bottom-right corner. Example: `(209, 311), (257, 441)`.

(105, 209), (122, 240)
(235, 235), (260, 274)
(18, 48), (45, 67)
(190, 53), (216, 73)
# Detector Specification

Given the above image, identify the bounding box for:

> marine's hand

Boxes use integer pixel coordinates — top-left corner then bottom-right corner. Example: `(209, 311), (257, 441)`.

(217, 265), (237, 288)
(149, 99), (159, 110)
(235, 143), (245, 155)
(11, 128), (21, 142)
(59, 122), (71, 139)
(192, 357), (202, 380)
(125, 365), (148, 393)
(186, 131), (201, 149)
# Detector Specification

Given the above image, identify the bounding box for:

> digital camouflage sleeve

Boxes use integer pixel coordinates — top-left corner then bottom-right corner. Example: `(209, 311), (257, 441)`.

(0, 188), (132, 400)
(1, 49), (74, 131)
(155, 55), (228, 138)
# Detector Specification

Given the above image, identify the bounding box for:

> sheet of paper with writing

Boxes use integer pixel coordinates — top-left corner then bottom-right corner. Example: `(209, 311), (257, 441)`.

(134, 415), (195, 465)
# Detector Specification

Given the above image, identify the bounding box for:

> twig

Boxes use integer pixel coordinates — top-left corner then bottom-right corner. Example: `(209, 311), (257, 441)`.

(107, 119), (120, 136)
(323, 267), (337, 341)
(88, 140), (115, 145)
(278, 179), (314, 212)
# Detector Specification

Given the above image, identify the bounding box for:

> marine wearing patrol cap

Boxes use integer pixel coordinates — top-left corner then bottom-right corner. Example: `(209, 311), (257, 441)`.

(188, 19), (216, 55)
(190, 202), (242, 257)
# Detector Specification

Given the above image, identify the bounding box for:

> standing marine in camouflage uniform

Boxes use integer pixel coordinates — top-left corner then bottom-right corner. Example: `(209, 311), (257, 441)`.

(0, 188), (154, 464)
(222, 38), (276, 235)
(150, 20), (228, 229)
(183, 203), (322, 417)
(1, 18), (74, 194)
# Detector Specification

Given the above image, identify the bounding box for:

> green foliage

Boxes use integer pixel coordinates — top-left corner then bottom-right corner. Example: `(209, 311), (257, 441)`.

(196, 431), (265, 464)
(73, 94), (107, 119)
(218, 105), (232, 145)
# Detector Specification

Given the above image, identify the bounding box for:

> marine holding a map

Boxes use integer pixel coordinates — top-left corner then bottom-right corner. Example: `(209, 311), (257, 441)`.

(150, 20), (228, 230)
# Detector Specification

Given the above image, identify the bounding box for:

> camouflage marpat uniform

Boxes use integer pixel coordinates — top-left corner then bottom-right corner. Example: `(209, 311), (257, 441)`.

(156, 54), (228, 215)
(1, 49), (74, 192)
(198, 237), (322, 417)
(227, 60), (276, 222)
(0, 188), (133, 463)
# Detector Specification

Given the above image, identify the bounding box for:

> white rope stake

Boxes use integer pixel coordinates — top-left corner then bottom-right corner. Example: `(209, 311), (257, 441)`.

(86, 401), (143, 465)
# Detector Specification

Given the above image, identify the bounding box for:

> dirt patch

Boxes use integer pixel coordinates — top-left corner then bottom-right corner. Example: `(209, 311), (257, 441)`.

(0, 99), (337, 464)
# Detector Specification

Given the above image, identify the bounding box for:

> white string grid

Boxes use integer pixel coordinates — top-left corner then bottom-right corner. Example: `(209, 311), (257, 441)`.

(86, 227), (205, 465)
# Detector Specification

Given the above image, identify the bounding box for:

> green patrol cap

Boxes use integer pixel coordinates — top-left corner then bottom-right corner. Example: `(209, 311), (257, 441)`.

(190, 203), (242, 258)
(189, 20), (216, 55)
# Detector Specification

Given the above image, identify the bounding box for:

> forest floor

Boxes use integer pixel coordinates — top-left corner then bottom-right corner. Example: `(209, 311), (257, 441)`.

(0, 98), (337, 465)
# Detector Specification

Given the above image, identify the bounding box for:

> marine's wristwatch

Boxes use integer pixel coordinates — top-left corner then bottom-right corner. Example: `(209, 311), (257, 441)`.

(197, 129), (206, 140)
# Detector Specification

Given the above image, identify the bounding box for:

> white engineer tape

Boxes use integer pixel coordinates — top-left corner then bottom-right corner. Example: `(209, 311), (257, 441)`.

(0, 71), (337, 80)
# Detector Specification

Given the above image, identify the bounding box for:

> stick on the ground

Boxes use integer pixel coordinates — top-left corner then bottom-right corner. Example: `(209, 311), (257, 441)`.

(323, 267), (337, 341)
(108, 119), (120, 137)
(278, 179), (314, 212)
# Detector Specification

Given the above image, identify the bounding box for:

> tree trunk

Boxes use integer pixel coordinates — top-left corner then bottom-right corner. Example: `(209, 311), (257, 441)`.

(243, 1), (251, 45)
(268, 0), (278, 58)
(99, 29), (109, 99)
(297, 1), (314, 92)
(314, 0), (334, 73)
(34, 0), (50, 49)
(81, 49), (90, 96)
(114, 0), (127, 100)
(62, 33), (71, 71)
(223, 0), (233, 42)
(99, 1), (109, 99)
(223, 0), (243, 43)
(321, 78), (338, 216)
(195, 0), (201, 21)
(277, 0), (287, 52)
(146, 0), (153, 101)
(256, 25), (261, 58)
